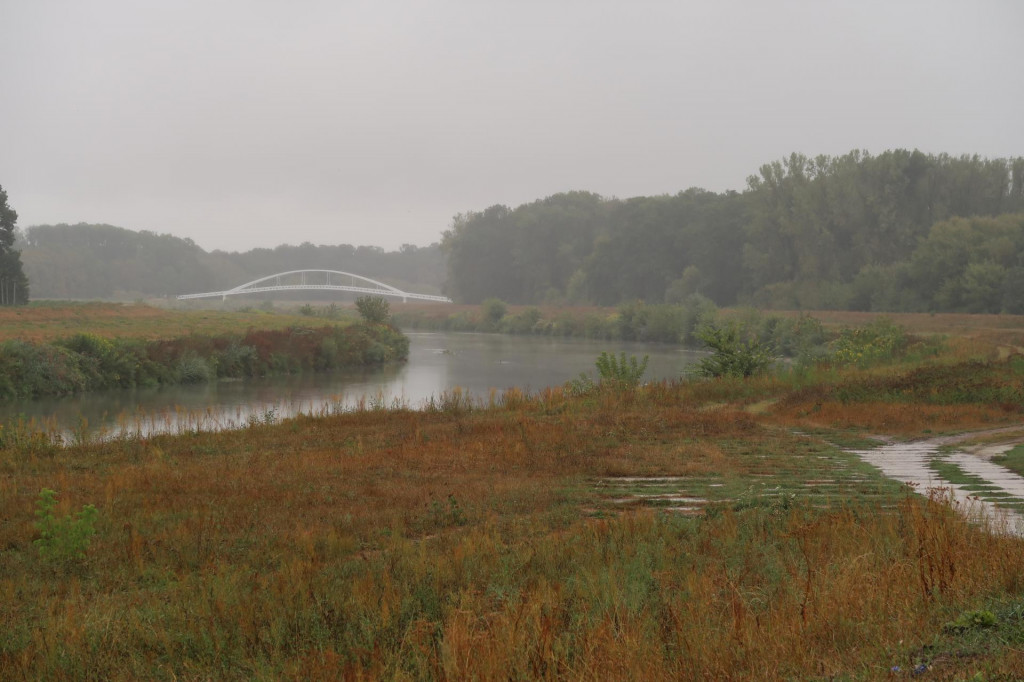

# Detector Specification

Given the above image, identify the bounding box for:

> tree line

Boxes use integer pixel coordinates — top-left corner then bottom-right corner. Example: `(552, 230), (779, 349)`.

(17, 224), (445, 301)
(442, 150), (1024, 313)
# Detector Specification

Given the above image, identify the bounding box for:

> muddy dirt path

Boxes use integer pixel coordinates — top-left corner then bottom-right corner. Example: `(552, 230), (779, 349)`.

(846, 426), (1024, 535)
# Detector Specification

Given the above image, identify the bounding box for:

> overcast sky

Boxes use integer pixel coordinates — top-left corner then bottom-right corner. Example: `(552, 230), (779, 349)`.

(2, 0), (1022, 253)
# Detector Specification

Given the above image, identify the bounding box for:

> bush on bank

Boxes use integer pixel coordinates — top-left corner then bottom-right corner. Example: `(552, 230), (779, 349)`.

(0, 323), (409, 400)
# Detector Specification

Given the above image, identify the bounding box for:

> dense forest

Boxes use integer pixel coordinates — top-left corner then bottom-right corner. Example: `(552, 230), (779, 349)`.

(16, 226), (445, 301)
(443, 150), (1024, 313)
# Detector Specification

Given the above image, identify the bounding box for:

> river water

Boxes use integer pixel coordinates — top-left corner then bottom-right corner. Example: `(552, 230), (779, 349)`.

(0, 331), (706, 439)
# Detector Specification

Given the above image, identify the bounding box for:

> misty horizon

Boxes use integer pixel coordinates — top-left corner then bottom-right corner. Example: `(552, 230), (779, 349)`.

(3, 0), (1022, 253)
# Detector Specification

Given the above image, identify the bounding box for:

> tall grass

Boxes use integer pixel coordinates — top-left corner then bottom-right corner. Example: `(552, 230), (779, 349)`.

(3, 338), (1024, 678)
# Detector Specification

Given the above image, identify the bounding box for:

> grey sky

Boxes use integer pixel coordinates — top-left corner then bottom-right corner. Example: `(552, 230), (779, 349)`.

(2, 0), (1021, 252)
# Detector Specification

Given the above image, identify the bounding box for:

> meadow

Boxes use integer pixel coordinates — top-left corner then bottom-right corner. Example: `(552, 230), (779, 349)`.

(0, 302), (328, 343)
(3, 308), (1024, 679)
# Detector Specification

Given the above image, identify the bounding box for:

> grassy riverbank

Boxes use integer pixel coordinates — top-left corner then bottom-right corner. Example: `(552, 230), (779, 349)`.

(0, 302), (408, 400)
(3, 314), (1024, 679)
(391, 299), (1024, 355)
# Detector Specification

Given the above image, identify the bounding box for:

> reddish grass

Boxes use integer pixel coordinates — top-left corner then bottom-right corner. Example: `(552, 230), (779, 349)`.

(3, 310), (1024, 678)
(0, 302), (340, 343)
(2, 369), (1024, 678)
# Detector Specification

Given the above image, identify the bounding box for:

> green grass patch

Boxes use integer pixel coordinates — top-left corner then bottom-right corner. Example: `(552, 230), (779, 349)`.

(929, 457), (1024, 511)
(992, 444), (1024, 477)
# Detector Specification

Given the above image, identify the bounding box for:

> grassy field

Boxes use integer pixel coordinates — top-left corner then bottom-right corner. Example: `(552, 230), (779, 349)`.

(3, 308), (1024, 679)
(0, 302), (347, 343)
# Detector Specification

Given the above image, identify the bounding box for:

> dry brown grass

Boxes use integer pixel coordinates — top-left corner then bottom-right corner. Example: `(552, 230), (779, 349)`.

(3, 366), (1024, 678)
(0, 302), (338, 342)
(5, 309), (1024, 678)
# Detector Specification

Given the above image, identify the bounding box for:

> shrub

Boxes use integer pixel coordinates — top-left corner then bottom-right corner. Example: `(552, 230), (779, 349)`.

(501, 307), (542, 334)
(693, 322), (776, 378)
(214, 341), (258, 377)
(0, 340), (88, 398)
(480, 298), (508, 328)
(595, 351), (649, 389)
(176, 353), (212, 384)
(34, 488), (98, 564)
(355, 296), (391, 324)
(829, 318), (908, 368)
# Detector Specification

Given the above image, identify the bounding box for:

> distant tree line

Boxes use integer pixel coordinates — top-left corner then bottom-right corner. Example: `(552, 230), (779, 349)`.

(442, 150), (1024, 313)
(17, 225), (445, 301)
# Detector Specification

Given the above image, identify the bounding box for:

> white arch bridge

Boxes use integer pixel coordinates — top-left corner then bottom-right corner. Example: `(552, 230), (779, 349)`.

(176, 270), (452, 303)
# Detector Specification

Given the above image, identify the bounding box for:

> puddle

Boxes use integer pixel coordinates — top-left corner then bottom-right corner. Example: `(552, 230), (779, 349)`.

(598, 477), (689, 483)
(846, 428), (1024, 536)
(608, 495), (708, 504)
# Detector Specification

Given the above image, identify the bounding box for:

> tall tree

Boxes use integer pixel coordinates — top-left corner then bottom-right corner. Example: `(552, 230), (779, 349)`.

(0, 185), (29, 305)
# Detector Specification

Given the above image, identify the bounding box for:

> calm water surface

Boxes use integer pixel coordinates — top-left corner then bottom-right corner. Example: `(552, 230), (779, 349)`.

(0, 331), (706, 438)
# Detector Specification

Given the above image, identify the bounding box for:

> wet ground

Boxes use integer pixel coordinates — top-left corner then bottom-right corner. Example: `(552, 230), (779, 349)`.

(847, 427), (1024, 535)
(590, 426), (1024, 535)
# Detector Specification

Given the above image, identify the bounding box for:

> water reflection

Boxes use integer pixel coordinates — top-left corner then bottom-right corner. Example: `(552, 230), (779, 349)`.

(0, 331), (706, 438)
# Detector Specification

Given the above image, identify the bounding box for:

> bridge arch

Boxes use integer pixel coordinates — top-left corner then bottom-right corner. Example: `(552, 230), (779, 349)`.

(177, 269), (452, 303)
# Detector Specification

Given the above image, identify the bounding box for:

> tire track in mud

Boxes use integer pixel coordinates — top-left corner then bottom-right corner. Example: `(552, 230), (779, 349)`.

(846, 426), (1024, 536)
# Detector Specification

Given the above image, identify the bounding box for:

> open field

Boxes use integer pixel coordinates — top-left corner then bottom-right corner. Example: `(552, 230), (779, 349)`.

(3, 309), (1024, 678)
(0, 302), (348, 343)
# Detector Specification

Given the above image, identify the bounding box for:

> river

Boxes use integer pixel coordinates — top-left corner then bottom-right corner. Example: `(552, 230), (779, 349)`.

(0, 331), (707, 439)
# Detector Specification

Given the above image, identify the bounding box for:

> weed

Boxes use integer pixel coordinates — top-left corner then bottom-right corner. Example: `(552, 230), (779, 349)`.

(943, 609), (998, 633)
(564, 372), (597, 397)
(33, 488), (98, 564)
(246, 407), (279, 428)
(428, 494), (468, 528)
(595, 351), (649, 389)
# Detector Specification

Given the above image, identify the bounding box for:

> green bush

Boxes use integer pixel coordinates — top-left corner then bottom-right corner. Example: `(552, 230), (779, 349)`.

(759, 313), (828, 366)
(693, 322), (776, 378)
(501, 307), (542, 334)
(480, 298), (508, 328)
(355, 296), (391, 324)
(829, 318), (907, 367)
(595, 351), (649, 389)
(34, 488), (98, 564)
(0, 340), (88, 398)
(214, 341), (258, 377)
(176, 353), (212, 384)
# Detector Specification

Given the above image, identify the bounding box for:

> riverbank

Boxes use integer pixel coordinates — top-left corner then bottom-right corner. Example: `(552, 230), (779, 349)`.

(4, 326), (1024, 678)
(0, 303), (409, 400)
(392, 300), (1024, 346)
